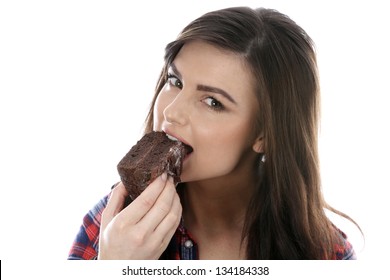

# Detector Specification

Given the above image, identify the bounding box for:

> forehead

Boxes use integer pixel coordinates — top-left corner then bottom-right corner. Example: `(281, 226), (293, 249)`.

(171, 40), (257, 104)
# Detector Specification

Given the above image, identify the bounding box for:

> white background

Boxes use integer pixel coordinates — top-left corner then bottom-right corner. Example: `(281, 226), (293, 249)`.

(1, 0), (389, 269)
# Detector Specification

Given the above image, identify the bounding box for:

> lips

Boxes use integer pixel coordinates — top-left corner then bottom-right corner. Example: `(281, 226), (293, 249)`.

(165, 132), (193, 157)
(183, 143), (193, 156)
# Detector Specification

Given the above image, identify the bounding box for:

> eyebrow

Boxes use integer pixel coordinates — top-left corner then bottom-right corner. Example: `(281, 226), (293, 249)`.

(169, 63), (182, 80)
(196, 84), (237, 104)
(169, 63), (237, 104)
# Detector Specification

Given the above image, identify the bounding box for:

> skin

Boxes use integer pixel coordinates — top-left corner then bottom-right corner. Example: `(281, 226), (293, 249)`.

(98, 175), (181, 259)
(98, 40), (263, 259)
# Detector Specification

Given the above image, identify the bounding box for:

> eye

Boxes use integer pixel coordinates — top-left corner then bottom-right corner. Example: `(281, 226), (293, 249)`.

(203, 96), (224, 112)
(167, 73), (183, 89)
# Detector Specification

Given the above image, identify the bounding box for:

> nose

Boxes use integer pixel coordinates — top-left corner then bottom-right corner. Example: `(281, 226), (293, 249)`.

(163, 92), (189, 126)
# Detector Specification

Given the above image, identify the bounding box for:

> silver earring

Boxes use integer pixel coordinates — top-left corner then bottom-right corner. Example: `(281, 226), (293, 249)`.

(261, 154), (266, 163)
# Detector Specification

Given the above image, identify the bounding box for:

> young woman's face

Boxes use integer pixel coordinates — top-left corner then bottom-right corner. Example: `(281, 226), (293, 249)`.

(153, 40), (262, 183)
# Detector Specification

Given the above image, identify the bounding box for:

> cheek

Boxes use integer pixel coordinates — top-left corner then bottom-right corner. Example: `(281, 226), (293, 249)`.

(198, 119), (254, 159)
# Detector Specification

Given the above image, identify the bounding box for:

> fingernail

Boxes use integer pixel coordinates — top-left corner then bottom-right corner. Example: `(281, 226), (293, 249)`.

(161, 173), (167, 182)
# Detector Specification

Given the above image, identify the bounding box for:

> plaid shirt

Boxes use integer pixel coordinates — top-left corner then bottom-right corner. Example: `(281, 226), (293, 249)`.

(68, 192), (356, 260)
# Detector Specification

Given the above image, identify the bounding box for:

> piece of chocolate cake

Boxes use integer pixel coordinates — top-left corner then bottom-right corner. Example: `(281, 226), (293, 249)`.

(117, 131), (190, 200)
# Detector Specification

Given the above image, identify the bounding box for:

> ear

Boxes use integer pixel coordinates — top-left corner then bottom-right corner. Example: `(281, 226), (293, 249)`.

(252, 136), (264, 154)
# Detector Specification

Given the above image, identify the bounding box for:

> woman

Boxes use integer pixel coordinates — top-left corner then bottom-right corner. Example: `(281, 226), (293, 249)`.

(68, 6), (357, 260)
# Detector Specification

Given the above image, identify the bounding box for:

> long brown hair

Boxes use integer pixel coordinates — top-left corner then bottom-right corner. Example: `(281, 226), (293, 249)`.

(144, 7), (358, 259)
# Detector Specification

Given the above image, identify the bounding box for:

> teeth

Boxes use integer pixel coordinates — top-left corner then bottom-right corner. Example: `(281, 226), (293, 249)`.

(166, 134), (179, 142)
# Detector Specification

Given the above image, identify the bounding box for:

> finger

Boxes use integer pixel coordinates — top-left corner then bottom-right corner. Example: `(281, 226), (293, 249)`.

(119, 173), (169, 224)
(101, 182), (128, 229)
(137, 176), (177, 233)
(152, 191), (182, 249)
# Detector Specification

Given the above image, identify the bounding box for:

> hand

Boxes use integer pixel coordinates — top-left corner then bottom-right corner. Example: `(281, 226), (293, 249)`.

(98, 173), (182, 259)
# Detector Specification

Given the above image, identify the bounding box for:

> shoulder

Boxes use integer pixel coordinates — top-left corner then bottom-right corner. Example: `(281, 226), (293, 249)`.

(332, 228), (356, 260)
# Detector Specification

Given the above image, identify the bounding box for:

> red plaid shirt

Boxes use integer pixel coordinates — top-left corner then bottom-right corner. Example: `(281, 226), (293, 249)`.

(68, 191), (356, 260)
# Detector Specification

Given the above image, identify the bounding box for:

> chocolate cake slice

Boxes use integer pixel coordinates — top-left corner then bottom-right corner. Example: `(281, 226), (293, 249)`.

(117, 131), (191, 200)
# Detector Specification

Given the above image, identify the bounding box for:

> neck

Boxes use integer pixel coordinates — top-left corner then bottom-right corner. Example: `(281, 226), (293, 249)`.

(178, 153), (261, 260)
(180, 175), (256, 235)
